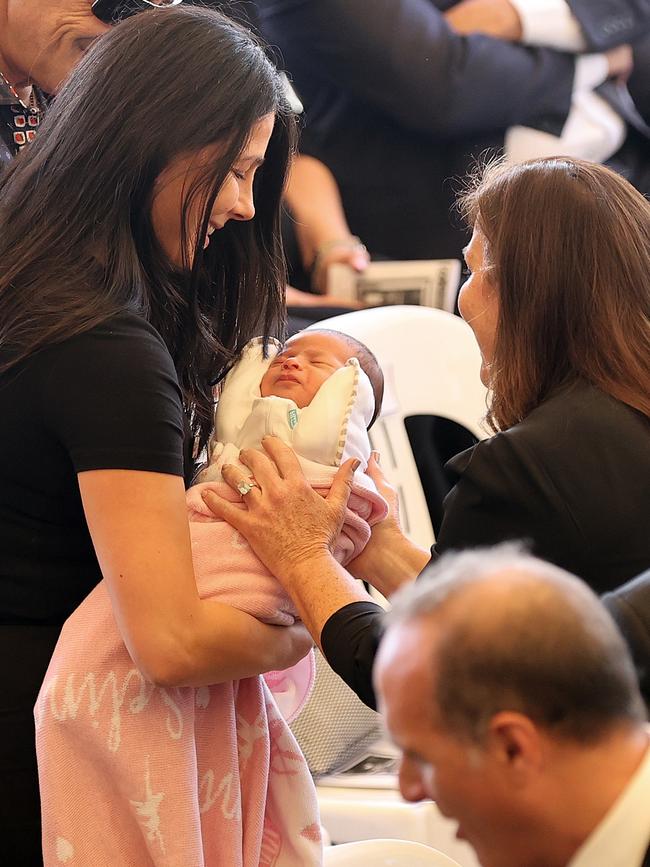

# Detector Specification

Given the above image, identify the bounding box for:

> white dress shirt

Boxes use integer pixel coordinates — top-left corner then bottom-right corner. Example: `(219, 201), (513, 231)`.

(510, 0), (587, 50)
(505, 0), (626, 163)
(569, 732), (650, 867)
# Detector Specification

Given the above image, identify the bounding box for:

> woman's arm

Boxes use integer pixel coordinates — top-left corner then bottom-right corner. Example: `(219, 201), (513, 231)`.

(78, 468), (313, 687)
(285, 285), (361, 310)
(285, 154), (369, 294)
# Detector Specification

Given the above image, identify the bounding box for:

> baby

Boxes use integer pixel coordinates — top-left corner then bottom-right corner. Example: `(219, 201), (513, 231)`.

(199, 328), (384, 484)
(35, 329), (387, 867)
(260, 329), (384, 416)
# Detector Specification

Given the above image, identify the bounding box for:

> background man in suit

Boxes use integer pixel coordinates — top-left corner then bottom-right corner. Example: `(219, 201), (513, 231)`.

(628, 31), (650, 122)
(375, 544), (650, 867)
(255, 0), (649, 262)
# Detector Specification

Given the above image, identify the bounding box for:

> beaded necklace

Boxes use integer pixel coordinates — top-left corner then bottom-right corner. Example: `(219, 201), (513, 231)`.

(0, 68), (42, 154)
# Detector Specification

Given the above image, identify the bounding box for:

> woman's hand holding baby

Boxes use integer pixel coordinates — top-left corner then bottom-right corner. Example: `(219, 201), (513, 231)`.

(201, 437), (374, 644)
(201, 436), (358, 584)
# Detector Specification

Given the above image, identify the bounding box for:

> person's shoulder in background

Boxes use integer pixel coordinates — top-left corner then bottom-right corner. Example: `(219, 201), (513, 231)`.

(602, 570), (650, 710)
(628, 31), (650, 124)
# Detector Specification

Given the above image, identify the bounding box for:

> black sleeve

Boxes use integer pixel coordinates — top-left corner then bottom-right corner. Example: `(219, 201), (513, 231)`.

(39, 314), (185, 476)
(567, 0), (650, 50)
(320, 601), (386, 710)
(256, 0), (574, 139)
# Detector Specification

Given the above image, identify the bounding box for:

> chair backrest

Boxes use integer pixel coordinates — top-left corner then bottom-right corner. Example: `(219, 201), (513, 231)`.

(290, 648), (383, 775)
(324, 838), (464, 866)
(308, 306), (488, 548)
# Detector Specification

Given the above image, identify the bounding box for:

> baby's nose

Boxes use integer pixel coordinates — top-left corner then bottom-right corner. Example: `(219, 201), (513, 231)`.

(281, 357), (300, 369)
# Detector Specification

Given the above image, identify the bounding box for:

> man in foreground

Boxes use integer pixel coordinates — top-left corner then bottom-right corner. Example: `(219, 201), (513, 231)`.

(375, 544), (650, 867)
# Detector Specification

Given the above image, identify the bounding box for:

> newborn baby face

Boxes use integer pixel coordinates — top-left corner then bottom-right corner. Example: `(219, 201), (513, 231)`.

(260, 332), (352, 408)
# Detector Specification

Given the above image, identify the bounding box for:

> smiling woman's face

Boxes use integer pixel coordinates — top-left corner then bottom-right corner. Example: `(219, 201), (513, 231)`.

(150, 113), (275, 269)
(0, 1), (111, 93)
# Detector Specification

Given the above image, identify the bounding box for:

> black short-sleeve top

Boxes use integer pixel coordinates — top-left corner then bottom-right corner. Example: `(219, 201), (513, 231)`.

(0, 312), (186, 625)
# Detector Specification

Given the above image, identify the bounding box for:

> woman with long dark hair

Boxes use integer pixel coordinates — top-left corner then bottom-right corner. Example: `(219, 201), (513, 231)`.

(0, 6), (308, 861)
(203, 156), (650, 708)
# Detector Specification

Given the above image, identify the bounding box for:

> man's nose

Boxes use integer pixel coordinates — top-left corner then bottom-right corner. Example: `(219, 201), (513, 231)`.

(398, 758), (427, 803)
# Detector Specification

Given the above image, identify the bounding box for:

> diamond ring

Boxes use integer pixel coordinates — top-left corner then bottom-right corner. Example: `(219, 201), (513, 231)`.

(236, 479), (259, 497)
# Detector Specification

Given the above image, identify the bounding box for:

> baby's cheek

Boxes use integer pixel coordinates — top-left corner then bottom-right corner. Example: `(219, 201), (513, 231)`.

(259, 372), (273, 397)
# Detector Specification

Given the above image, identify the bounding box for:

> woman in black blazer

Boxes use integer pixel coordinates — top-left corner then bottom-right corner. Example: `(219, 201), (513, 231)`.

(204, 157), (650, 707)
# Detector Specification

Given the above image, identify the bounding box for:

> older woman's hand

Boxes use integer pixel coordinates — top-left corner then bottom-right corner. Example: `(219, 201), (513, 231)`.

(200, 436), (359, 584)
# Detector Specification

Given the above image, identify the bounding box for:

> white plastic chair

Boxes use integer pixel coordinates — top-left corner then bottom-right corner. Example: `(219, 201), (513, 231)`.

(324, 838), (464, 866)
(307, 307), (485, 863)
(308, 305), (488, 549)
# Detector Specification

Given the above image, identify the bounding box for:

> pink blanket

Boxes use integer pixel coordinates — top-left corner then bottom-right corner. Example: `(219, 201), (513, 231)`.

(35, 478), (386, 866)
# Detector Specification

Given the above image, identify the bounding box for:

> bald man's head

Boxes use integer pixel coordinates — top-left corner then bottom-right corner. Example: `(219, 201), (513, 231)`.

(384, 545), (646, 744)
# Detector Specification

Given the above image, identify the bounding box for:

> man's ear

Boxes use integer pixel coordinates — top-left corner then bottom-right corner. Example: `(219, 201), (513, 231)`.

(484, 711), (544, 783)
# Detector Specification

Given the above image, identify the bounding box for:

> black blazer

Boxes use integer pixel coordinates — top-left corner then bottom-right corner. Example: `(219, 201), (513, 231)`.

(435, 381), (650, 593)
(322, 382), (650, 708)
(255, 0), (650, 259)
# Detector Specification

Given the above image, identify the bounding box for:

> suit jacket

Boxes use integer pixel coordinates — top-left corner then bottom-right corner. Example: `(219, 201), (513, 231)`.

(567, 0), (650, 48)
(255, 0), (650, 259)
(435, 380), (650, 593)
(629, 32), (650, 124)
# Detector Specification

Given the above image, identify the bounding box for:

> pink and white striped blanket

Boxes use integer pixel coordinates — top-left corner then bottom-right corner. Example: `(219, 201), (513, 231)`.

(34, 477), (386, 867)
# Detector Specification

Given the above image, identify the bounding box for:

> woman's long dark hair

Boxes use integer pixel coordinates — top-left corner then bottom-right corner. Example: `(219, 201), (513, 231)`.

(459, 157), (650, 431)
(0, 5), (297, 453)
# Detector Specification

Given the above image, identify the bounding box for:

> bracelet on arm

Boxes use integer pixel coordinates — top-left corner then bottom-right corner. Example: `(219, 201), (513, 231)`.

(310, 235), (367, 292)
